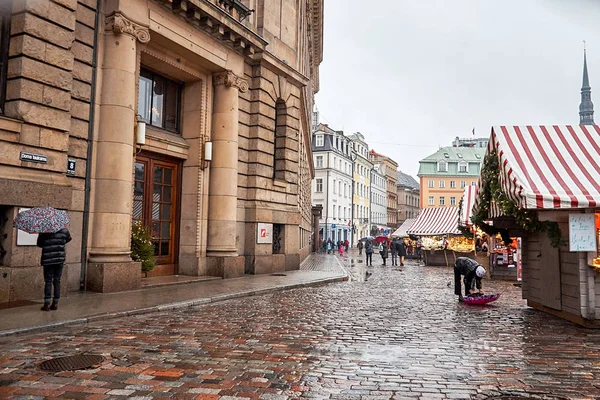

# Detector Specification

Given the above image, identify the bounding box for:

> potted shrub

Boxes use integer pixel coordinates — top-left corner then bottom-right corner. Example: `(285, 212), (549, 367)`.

(131, 221), (155, 275)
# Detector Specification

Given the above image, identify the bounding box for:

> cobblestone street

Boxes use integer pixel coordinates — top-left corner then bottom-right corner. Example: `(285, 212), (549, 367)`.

(1, 251), (600, 399)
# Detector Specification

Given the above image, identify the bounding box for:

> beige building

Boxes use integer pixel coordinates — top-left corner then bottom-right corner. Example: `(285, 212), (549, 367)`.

(396, 170), (419, 226)
(417, 147), (484, 209)
(369, 149), (398, 229)
(0, 0), (323, 304)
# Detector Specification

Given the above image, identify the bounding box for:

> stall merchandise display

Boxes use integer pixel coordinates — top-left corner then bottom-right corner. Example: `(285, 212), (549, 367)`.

(448, 236), (474, 252)
(421, 237), (444, 250)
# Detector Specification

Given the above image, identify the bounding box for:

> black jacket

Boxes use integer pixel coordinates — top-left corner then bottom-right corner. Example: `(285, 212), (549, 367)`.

(454, 257), (482, 296)
(37, 228), (72, 266)
(397, 241), (407, 256)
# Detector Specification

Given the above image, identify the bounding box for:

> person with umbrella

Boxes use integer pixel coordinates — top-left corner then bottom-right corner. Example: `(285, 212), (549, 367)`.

(14, 207), (72, 311)
(365, 239), (374, 267)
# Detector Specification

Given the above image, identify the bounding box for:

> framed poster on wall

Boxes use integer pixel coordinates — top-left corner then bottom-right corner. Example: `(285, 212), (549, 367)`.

(257, 223), (273, 244)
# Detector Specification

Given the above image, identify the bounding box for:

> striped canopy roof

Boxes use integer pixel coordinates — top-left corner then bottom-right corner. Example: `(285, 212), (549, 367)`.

(474, 126), (600, 218)
(459, 185), (478, 226)
(407, 207), (461, 236)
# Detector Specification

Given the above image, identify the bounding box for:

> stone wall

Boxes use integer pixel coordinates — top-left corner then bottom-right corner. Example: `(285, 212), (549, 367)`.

(0, 0), (97, 303)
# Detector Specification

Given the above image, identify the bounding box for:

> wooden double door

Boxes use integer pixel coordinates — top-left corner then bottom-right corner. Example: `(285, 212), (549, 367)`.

(133, 154), (181, 275)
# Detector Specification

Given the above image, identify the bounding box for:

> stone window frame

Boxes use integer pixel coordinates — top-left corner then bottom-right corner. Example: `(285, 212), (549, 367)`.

(315, 155), (323, 168)
(437, 160), (448, 172)
(428, 196), (434, 206)
(450, 196), (456, 206)
(439, 196), (445, 206)
(450, 180), (456, 188)
(458, 160), (469, 173)
(0, 2), (11, 114)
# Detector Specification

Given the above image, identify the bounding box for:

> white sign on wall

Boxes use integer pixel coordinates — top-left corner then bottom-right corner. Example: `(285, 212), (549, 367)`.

(569, 213), (597, 252)
(16, 208), (39, 246)
(257, 223), (273, 244)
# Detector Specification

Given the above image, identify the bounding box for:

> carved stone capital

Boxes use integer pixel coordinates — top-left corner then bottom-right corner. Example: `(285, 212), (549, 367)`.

(213, 71), (249, 93)
(105, 11), (150, 43)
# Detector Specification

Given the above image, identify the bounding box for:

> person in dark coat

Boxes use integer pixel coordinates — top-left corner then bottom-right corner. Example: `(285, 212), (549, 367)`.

(398, 238), (407, 266)
(390, 238), (398, 266)
(357, 240), (364, 255)
(454, 256), (486, 301)
(380, 240), (389, 266)
(365, 240), (373, 266)
(37, 228), (72, 311)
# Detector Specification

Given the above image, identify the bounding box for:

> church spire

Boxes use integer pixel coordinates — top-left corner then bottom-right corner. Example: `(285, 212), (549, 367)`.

(580, 44), (594, 125)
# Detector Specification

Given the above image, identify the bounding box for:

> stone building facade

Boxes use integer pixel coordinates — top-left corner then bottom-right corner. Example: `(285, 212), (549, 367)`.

(369, 149), (398, 229)
(347, 132), (372, 245)
(0, 0), (323, 304)
(396, 170), (419, 226)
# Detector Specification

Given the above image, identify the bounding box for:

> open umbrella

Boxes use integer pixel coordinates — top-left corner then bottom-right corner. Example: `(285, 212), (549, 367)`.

(375, 236), (389, 243)
(359, 236), (374, 241)
(13, 207), (70, 234)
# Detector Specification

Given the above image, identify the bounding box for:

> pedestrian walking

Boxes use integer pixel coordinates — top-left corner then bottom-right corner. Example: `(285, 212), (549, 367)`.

(381, 240), (389, 266)
(339, 242), (345, 256)
(398, 238), (407, 266)
(391, 238), (398, 266)
(357, 240), (363, 255)
(454, 256), (486, 302)
(416, 238), (422, 261)
(365, 240), (373, 266)
(327, 240), (332, 254)
(37, 228), (72, 311)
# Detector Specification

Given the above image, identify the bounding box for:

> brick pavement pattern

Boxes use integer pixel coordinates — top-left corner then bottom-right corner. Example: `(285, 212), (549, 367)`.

(1, 250), (600, 399)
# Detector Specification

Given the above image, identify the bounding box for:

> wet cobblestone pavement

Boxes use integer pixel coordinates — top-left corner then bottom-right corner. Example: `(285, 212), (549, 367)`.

(1, 251), (600, 399)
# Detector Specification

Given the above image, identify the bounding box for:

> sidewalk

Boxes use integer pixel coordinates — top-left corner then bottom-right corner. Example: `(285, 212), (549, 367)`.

(0, 253), (349, 337)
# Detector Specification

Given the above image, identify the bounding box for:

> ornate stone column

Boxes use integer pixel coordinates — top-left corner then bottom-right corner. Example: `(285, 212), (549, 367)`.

(206, 71), (248, 258)
(87, 12), (149, 292)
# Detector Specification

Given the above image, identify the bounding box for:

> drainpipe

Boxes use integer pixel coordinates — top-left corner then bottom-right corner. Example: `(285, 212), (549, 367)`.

(80, 0), (101, 291)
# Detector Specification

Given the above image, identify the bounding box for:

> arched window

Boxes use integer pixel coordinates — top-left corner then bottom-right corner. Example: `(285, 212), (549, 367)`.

(273, 98), (287, 180)
(437, 160), (448, 172)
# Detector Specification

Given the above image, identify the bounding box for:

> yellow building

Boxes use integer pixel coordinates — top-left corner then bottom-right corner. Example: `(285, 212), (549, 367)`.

(348, 133), (372, 244)
(417, 147), (485, 208)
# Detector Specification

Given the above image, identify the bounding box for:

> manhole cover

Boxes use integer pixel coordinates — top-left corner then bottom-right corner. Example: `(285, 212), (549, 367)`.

(271, 273), (286, 276)
(39, 354), (105, 372)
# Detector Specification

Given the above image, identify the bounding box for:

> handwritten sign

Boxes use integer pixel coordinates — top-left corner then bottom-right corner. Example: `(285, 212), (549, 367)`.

(569, 214), (597, 252)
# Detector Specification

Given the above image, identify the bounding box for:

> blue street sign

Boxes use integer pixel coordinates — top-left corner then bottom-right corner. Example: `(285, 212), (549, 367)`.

(332, 224), (336, 229)
(384, 229), (391, 235)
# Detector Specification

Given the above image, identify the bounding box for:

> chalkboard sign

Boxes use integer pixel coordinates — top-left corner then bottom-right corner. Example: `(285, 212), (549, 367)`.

(569, 213), (597, 252)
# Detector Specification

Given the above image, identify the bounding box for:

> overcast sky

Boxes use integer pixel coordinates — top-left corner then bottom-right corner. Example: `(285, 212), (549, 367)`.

(314, 0), (600, 177)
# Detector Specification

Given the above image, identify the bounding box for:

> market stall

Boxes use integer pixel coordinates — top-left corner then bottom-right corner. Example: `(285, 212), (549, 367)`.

(391, 218), (415, 238)
(457, 185), (490, 270)
(408, 207), (462, 266)
(473, 125), (600, 327)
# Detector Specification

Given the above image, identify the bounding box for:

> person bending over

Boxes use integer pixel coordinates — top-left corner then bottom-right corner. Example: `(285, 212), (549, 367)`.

(454, 256), (486, 302)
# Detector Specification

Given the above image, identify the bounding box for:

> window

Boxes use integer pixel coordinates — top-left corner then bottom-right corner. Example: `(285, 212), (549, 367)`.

(343, 207), (346, 219)
(450, 196), (456, 206)
(344, 183), (347, 197)
(338, 181), (342, 195)
(472, 181), (477, 186)
(315, 155), (323, 168)
(439, 180), (445, 188)
(315, 178), (323, 192)
(0, 2), (10, 113)
(458, 161), (468, 173)
(428, 180), (434, 188)
(460, 181), (466, 189)
(450, 181), (456, 188)
(333, 206), (336, 219)
(138, 69), (182, 132)
(437, 160), (448, 172)
(315, 134), (324, 147)
(439, 196), (445, 206)
(333, 179), (336, 194)
(428, 196), (434, 206)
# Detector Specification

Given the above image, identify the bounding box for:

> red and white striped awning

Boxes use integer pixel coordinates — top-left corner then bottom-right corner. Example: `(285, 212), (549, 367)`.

(474, 125), (600, 218)
(459, 185), (477, 226)
(407, 207), (461, 236)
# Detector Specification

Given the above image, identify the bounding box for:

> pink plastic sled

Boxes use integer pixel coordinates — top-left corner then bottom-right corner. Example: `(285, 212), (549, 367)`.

(462, 293), (500, 305)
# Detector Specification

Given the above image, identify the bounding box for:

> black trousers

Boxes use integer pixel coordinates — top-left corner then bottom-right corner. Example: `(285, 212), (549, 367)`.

(366, 253), (372, 265)
(43, 263), (64, 302)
